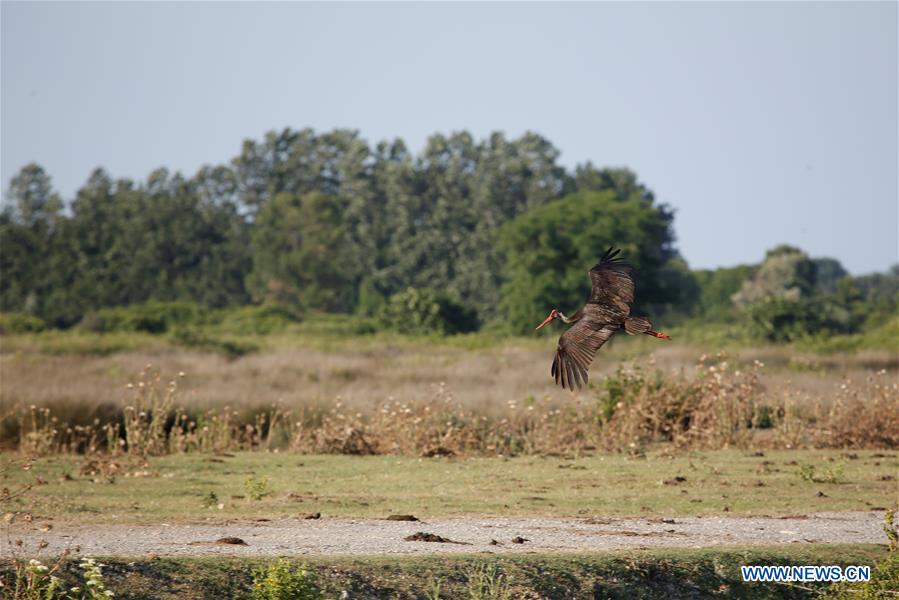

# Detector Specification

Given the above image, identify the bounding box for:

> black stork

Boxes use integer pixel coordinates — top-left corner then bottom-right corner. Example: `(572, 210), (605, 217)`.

(535, 247), (671, 390)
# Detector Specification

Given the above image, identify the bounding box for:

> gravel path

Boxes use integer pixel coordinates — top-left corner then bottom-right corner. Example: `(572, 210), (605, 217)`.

(5, 512), (886, 557)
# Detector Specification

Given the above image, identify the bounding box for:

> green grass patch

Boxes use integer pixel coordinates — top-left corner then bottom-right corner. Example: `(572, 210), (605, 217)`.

(3, 312), (896, 360)
(6, 450), (896, 524)
(0, 330), (167, 355)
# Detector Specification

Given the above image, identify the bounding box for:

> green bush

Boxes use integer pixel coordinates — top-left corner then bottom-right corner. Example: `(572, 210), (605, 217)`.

(215, 304), (302, 335)
(0, 312), (46, 334)
(244, 476), (271, 501)
(251, 559), (320, 600)
(80, 301), (208, 334)
(380, 287), (479, 335)
(744, 297), (825, 342)
(859, 314), (899, 349)
(171, 328), (258, 358)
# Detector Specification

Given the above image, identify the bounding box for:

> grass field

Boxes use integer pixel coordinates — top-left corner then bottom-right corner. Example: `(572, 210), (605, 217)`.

(2, 323), (897, 418)
(2, 327), (897, 598)
(4, 450), (896, 524)
(3, 327), (897, 457)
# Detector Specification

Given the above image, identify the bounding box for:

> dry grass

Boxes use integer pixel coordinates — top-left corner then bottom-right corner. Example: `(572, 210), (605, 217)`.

(2, 332), (897, 456)
(595, 355), (898, 451)
(2, 337), (893, 411)
(1, 340), (571, 417)
(2, 344), (896, 457)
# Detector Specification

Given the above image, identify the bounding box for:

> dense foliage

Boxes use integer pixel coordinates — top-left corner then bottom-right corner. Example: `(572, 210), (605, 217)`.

(1, 128), (896, 338)
(735, 247), (897, 342)
(379, 287), (479, 335)
(248, 191), (354, 311)
(499, 189), (686, 333)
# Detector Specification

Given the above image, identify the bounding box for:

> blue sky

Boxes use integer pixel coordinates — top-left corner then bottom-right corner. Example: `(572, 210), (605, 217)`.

(2, 1), (896, 274)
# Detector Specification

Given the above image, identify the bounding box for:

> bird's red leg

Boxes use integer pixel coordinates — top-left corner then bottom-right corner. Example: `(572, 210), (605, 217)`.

(646, 330), (672, 340)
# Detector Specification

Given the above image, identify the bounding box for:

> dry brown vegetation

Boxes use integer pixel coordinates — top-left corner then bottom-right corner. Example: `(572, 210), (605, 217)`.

(2, 337), (896, 457)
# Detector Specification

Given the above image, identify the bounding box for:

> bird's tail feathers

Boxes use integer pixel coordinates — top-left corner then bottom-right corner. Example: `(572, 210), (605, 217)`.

(624, 316), (651, 335)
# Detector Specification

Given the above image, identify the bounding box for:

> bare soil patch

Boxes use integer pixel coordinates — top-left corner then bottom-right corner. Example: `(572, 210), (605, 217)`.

(7, 512), (885, 557)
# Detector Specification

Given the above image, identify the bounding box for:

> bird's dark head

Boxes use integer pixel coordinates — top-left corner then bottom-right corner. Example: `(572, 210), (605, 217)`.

(535, 309), (560, 330)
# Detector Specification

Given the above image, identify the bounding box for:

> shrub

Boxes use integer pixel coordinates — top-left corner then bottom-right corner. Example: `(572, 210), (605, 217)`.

(251, 559), (320, 600)
(815, 372), (899, 448)
(244, 476), (271, 500)
(595, 355), (765, 450)
(171, 328), (258, 358)
(5, 556), (113, 600)
(465, 562), (512, 600)
(598, 366), (661, 424)
(215, 304), (302, 335)
(380, 287), (478, 335)
(744, 297), (823, 342)
(0, 312), (46, 334)
(80, 301), (208, 334)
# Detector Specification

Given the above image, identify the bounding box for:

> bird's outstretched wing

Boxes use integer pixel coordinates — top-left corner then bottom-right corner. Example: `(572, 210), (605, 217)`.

(551, 318), (619, 390)
(588, 247), (635, 313)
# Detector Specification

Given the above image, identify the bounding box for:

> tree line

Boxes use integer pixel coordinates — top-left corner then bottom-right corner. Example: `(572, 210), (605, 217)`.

(1, 127), (895, 338)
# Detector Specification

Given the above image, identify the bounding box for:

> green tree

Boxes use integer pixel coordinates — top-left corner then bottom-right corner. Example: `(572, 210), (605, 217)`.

(2, 130), (710, 332)
(359, 138), (421, 311)
(812, 257), (848, 294)
(232, 128), (373, 214)
(5, 163), (63, 227)
(371, 131), (568, 322)
(248, 191), (354, 311)
(853, 267), (899, 320)
(653, 257), (701, 321)
(65, 168), (127, 311)
(692, 264), (757, 322)
(571, 163), (655, 203)
(63, 169), (251, 314)
(460, 131), (568, 320)
(124, 169), (251, 307)
(735, 247), (878, 341)
(0, 209), (41, 314)
(0, 164), (74, 324)
(731, 246), (817, 308)
(499, 189), (677, 333)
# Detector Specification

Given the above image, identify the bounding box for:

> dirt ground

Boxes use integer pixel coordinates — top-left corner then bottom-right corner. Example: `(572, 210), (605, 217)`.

(5, 512), (887, 557)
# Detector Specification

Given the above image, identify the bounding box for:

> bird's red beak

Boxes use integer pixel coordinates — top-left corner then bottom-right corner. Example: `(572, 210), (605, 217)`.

(535, 311), (555, 330)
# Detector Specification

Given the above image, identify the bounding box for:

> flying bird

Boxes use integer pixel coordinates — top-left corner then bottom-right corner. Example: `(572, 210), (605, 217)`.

(535, 247), (671, 390)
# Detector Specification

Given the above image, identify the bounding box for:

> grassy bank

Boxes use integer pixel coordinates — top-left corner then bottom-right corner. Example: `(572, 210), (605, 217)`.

(3, 545), (893, 599)
(4, 451), (896, 524)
